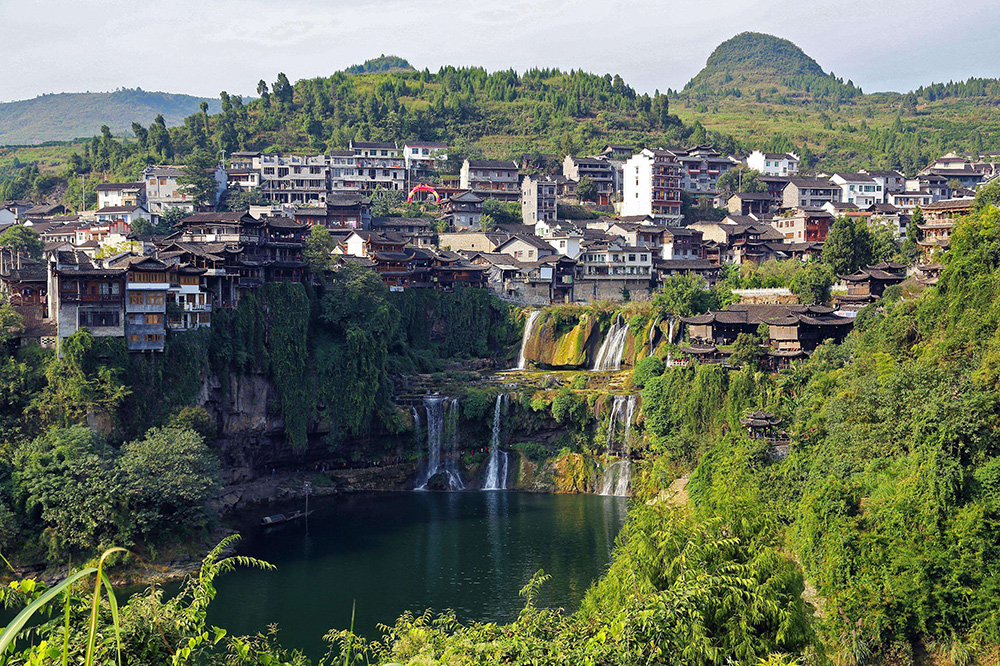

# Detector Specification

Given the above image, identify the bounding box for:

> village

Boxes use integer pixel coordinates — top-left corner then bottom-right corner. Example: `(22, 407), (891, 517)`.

(0, 140), (990, 360)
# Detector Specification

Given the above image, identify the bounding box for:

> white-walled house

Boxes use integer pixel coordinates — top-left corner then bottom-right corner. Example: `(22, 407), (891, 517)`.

(621, 149), (683, 224)
(830, 173), (883, 207)
(747, 150), (799, 177)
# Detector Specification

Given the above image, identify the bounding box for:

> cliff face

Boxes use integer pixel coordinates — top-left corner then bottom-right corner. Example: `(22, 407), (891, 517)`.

(523, 314), (602, 369)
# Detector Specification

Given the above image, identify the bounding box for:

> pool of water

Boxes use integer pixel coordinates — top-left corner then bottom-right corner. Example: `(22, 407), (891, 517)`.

(207, 491), (629, 658)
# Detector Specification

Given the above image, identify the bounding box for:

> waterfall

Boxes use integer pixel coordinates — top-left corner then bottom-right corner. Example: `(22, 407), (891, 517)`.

(592, 315), (629, 371)
(667, 315), (677, 345)
(516, 310), (541, 370)
(648, 315), (661, 350)
(598, 395), (636, 497)
(483, 394), (510, 490)
(598, 460), (632, 497)
(416, 396), (465, 491)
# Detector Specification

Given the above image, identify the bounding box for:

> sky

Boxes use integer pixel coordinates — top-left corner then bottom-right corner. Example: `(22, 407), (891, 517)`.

(2, 0), (1000, 103)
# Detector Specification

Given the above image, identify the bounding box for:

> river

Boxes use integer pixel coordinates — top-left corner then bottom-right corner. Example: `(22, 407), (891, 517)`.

(208, 491), (629, 659)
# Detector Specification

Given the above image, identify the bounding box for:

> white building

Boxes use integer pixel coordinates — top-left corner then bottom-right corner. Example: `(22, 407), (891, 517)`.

(96, 182), (145, 209)
(747, 150), (800, 177)
(404, 142), (448, 180)
(254, 154), (330, 206)
(520, 174), (557, 225)
(620, 149), (683, 225)
(350, 141), (406, 193)
(830, 173), (883, 207)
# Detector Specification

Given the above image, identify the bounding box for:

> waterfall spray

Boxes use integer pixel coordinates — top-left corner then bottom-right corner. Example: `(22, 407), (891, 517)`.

(416, 396), (465, 491)
(483, 394), (510, 490)
(592, 315), (629, 371)
(516, 311), (541, 370)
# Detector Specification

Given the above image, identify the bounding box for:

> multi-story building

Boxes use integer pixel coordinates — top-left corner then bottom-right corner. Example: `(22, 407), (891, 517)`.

(96, 182), (145, 209)
(328, 150), (361, 192)
(144, 165), (226, 216)
(120, 256), (169, 352)
(404, 142), (448, 181)
(443, 191), (485, 229)
(167, 265), (211, 331)
(350, 141), (406, 194)
(782, 177), (842, 209)
(860, 169), (906, 195)
(562, 156), (615, 205)
(47, 250), (125, 350)
(919, 152), (987, 189)
(747, 150), (800, 177)
(520, 175), (557, 225)
(255, 154), (330, 206)
(620, 149), (683, 225)
(770, 208), (835, 243)
(460, 160), (520, 202)
(670, 146), (738, 198)
(830, 173), (883, 207)
(661, 227), (704, 260)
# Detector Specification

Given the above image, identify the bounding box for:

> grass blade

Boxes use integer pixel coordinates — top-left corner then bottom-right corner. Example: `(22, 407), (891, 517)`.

(0, 567), (98, 657)
(85, 548), (126, 666)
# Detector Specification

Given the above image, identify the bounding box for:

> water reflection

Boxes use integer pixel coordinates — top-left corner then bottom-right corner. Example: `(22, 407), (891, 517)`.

(207, 492), (627, 659)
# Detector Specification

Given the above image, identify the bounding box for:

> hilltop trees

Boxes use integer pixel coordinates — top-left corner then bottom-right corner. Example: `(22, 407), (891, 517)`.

(822, 216), (874, 274)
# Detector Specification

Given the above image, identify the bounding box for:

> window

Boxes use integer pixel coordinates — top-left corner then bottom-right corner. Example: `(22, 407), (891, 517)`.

(129, 292), (144, 305)
(145, 334), (163, 343)
(145, 313), (163, 325)
(180, 275), (199, 285)
(79, 310), (120, 328)
(129, 334), (140, 343)
(98, 282), (120, 296)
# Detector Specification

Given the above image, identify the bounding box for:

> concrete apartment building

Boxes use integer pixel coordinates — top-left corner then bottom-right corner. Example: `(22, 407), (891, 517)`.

(671, 145), (738, 197)
(404, 142), (448, 181)
(620, 149), (683, 225)
(562, 156), (615, 204)
(96, 182), (145, 209)
(521, 175), (557, 225)
(350, 141), (406, 194)
(782, 177), (843, 209)
(255, 154), (330, 206)
(460, 159), (521, 202)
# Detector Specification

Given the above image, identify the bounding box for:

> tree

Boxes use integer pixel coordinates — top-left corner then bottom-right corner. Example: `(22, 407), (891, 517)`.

(222, 187), (271, 212)
(822, 216), (873, 275)
(478, 214), (497, 231)
(303, 225), (337, 272)
(177, 150), (219, 209)
(974, 178), (1000, 212)
(653, 275), (717, 317)
(790, 261), (835, 304)
(257, 79), (270, 108)
(116, 427), (220, 542)
(0, 225), (43, 264)
(13, 426), (124, 558)
(576, 176), (597, 203)
(482, 198), (521, 225)
(717, 167), (767, 194)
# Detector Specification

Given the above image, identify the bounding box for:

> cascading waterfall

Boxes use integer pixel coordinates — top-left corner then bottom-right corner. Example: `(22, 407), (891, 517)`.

(483, 394), (510, 490)
(667, 316), (677, 345)
(648, 315), (661, 350)
(516, 311), (541, 370)
(592, 315), (629, 371)
(416, 396), (465, 491)
(599, 395), (636, 497)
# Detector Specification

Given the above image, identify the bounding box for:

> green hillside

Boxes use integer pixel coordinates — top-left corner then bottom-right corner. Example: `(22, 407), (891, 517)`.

(0, 88), (221, 146)
(676, 32), (1000, 172)
(345, 55), (415, 74)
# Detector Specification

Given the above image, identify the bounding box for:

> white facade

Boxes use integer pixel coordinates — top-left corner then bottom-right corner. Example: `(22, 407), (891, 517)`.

(747, 150), (799, 177)
(621, 152), (655, 218)
(830, 173), (883, 206)
(144, 166), (225, 215)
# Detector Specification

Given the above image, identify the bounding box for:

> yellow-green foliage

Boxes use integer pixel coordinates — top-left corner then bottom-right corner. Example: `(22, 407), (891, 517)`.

(550, 451), (598, 493)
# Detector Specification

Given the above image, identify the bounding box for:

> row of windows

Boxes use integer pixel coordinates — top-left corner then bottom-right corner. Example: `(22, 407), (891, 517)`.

(128, 313), (163, 325)
(79, 310), (120, 327)
(128, 292), (165, 305)
(128, 334), (163, 344)
(130, 271), (166, 283)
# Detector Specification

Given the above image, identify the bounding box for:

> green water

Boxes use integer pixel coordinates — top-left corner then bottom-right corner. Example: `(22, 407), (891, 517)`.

(208, 491), (628, 658)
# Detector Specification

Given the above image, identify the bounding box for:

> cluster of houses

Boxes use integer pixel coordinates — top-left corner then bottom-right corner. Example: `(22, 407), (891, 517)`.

(0, 138), (994, 356)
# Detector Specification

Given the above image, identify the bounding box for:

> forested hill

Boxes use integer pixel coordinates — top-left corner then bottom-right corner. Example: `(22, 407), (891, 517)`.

(0, 89), (221, 146)
(345, 55), (415, 74)
(674, 32), (1000, 173)
(683, 31), (862, 102)
(4, 66), (706, 205)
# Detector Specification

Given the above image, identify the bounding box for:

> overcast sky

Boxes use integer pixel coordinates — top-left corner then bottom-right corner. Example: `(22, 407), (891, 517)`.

(2, 0), (999, 103)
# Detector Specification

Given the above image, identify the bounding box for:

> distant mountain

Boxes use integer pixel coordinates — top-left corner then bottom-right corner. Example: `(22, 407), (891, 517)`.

(345, 55), (415, 75)
(0, 89), (221, 146)
(683, 32), (860, 100)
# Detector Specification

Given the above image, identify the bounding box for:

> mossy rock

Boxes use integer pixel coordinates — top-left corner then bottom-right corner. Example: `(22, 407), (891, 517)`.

(525, 314), (598, 369)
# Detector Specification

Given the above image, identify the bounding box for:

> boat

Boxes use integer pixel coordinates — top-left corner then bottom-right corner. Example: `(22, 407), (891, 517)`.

(260, 510), (310, 526)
